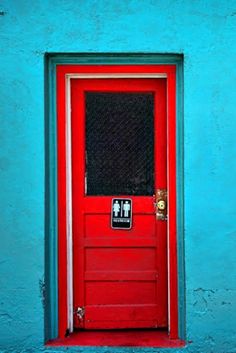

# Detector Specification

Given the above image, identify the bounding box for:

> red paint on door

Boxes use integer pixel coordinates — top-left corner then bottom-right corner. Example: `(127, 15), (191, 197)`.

(71, 78), (167, 329)
(57, 65), (178, 339)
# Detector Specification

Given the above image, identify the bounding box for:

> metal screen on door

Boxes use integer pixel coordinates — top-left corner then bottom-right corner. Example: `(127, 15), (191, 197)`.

(85, 92), (154, 196)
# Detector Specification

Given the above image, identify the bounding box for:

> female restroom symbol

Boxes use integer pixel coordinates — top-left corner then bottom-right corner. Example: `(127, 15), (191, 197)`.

(113, 200), (120, 217)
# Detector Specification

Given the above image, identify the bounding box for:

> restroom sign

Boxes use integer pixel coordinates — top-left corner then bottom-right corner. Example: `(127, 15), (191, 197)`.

(111, 199), (132, 229)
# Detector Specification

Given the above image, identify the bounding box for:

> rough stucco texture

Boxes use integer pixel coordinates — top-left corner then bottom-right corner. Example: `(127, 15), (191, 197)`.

(0, 0), (236, 352)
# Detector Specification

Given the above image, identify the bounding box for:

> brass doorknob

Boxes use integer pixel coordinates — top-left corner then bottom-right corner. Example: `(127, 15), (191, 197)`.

(157, 200), (166, 210)
(155, 188), (167, 221)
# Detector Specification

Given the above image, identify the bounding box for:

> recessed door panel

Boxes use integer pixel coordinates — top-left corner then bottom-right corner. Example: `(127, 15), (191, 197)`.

(85, 214), (156, 237)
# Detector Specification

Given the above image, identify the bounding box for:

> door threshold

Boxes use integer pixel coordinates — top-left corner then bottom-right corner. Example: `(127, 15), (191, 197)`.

(47, 329), (185, 347)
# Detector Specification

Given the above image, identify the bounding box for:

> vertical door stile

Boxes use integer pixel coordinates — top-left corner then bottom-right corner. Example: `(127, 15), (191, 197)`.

(154, 79), (168, 326)
(66, 76), (73, 332)
(71, 79), (86, 328)
(167, 70), (178, 338)
(57, 67), (68, 337)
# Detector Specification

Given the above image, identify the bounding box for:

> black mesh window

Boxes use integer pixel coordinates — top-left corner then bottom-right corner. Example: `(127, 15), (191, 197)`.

(85, 92), (154, 196)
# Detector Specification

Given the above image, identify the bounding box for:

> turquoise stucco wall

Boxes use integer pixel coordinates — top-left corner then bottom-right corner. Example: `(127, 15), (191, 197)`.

(1, 1), (236, 352)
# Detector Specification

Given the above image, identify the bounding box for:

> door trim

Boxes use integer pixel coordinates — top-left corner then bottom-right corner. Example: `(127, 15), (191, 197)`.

(54, 63), (181, 340)
(66, 73), (167, 79)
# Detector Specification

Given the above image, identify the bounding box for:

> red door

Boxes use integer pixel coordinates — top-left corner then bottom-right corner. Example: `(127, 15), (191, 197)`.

(71, 78), (167, 330)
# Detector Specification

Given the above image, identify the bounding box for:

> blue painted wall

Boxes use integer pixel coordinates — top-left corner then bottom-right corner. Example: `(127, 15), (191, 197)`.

(0, 1), (236, 352)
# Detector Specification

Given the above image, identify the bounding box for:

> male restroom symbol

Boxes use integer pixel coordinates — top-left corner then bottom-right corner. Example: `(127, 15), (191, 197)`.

(123, 201), (130, 217)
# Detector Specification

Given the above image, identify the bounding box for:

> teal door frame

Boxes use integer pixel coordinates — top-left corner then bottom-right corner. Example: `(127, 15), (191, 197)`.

(44, 53), (184, 341)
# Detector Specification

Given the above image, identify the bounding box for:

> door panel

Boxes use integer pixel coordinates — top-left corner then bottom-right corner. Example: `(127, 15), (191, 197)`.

(85, 214), (155, 237)
(85, 281), (157, 305)
(71, 78), (167, 329)
(85, 305), (159, 329)
(85, 247), (156, 271)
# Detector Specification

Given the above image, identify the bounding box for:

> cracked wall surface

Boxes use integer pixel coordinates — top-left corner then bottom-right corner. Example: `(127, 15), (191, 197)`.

(0, 0), (236, 352)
